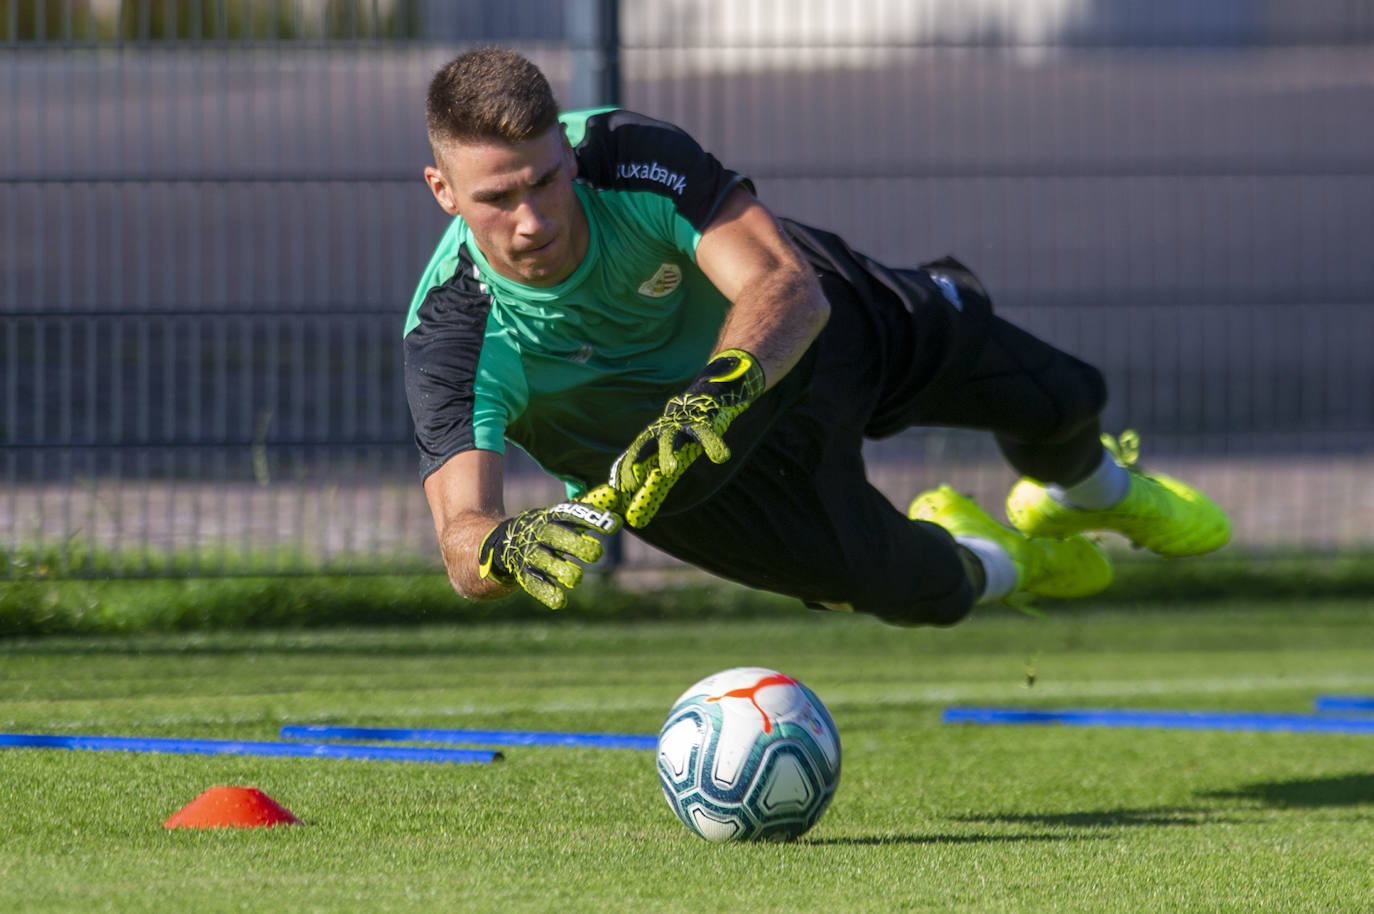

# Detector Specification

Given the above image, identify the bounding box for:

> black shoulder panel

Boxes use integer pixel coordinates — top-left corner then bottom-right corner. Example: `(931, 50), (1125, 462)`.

(571, 109), (754, 231)
(403, 244), (495, 479)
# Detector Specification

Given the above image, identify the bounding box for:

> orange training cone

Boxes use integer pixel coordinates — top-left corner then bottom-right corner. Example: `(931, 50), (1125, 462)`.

(163, 786), (302, 829)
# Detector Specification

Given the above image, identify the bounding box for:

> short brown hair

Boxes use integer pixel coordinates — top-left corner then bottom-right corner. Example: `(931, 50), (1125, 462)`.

(426, 48), (560, 148)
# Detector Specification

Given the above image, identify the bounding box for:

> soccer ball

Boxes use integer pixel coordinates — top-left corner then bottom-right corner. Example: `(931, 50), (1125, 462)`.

(656, 666), (841, 842)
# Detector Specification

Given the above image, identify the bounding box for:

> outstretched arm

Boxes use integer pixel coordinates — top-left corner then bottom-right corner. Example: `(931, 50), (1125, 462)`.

(424, 449), (622, 609)
(423, 448), (512, 600)
(608, 186), (831, 527)
(694, 185), (830, 389)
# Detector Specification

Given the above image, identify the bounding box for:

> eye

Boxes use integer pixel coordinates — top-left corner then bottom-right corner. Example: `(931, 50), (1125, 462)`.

(533, 163), (562, 188)
(472, 192), (510, 207)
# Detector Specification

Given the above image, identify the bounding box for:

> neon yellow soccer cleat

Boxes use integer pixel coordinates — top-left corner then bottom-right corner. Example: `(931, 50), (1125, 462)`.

(908, 485), (1113, 599)
(1006, 432), (1231, 558)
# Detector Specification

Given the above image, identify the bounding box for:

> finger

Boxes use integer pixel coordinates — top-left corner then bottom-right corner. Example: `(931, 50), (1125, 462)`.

(613, 449), (656, 493)
(625, 466), (678, 529)
(613, 429), (658, 485)
(609, 451), (632, 492)
(577, 483), (625, 515)
(529, 548), (586, 590)
(630, 429), (661, 466)
(634, 439), (661, 465)
(659, 436), (703, 477)
(541, 525), (606, 564)
(694, 424), (732, 465)
(518, 571), (569, 610)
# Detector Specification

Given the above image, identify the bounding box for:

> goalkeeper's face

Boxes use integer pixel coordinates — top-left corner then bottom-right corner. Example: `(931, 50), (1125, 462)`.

(425, 126), (587, 288)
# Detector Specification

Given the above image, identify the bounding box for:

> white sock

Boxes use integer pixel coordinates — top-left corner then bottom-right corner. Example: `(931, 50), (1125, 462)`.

(1047, 448), (1131, 511)
(956, 536), (1020, 604)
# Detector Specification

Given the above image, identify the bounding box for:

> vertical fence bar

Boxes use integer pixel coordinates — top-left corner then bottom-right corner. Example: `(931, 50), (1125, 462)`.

(57, 317), (72, 571)
(3, 317), (14, 577)
(568, 0), (621, 108)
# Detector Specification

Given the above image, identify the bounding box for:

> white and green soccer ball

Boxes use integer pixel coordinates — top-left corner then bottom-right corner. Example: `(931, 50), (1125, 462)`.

(656, 666), (841, 842)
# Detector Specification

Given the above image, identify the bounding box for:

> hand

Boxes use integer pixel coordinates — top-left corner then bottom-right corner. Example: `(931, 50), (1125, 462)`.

(477, 486), (623, 609)
(611, 349), (765, 528)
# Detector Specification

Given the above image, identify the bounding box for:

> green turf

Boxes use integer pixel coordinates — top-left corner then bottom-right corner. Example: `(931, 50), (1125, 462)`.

(7, 550), (1374, 636)
(2, 601), (1373, 913)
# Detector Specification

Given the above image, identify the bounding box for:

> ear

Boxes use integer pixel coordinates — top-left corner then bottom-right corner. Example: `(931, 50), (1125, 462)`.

(561, 124), (577, 175)
(424, 165), (461, 216)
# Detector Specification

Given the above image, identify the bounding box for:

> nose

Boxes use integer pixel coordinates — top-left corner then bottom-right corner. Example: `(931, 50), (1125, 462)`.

(514, 199), (551, 239)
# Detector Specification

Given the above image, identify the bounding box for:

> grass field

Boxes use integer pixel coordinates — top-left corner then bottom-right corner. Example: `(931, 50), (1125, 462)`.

(2, 598), (1373, 912)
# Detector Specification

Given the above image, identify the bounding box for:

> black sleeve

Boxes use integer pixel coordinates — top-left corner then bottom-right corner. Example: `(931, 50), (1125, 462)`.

(570, 109), (755, 232)
(403, 249), (498, 481)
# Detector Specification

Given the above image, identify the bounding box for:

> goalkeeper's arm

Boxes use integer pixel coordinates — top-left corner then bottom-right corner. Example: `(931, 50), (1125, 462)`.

(423, 449), (518, 601)
(424, 449), (622, 609)
(694, 186), (830, 393)
(609, 186), (830, 527)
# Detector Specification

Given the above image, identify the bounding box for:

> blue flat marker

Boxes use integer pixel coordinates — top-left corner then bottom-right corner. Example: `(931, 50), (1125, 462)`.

(1313, 695), (1374, 712)
(281, 724), (657, 751)
(0, 733), (501, 763)
(942, 707), (1374, 734)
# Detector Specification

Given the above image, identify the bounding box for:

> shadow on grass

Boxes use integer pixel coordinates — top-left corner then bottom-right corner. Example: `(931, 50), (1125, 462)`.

(952, 807), (1223, 829)
(950, 777), (1374, 833)
(0, 639), (547, 658)
(806, 832), (1094, 847)
(1201, 774), (1374, 808)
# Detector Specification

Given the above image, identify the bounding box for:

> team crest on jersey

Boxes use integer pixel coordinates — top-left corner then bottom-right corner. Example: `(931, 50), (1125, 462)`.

(638, 262), (683, 298)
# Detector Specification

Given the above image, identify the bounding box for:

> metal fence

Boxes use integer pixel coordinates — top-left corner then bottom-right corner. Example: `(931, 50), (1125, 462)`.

(4, 0), (1373, 578)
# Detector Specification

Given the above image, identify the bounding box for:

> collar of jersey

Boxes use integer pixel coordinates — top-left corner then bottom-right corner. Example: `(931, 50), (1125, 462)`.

(466, 183), (600, 304)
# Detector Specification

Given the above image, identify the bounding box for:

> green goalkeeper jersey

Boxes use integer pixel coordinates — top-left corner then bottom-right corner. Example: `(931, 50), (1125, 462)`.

(404, 108), (753, 494)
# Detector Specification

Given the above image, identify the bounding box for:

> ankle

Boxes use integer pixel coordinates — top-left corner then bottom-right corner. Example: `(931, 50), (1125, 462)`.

(955, 538), (1019, 604)
(1047, 449), (1131, 511)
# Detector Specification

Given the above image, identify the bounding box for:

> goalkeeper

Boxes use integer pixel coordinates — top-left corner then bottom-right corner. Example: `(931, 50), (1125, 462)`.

(405, 49), (1230, 626)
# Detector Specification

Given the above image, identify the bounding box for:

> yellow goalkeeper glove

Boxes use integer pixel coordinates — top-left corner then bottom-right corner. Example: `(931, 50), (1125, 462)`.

(611, 349), (766, 528)
(477, 486), (623, 610)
